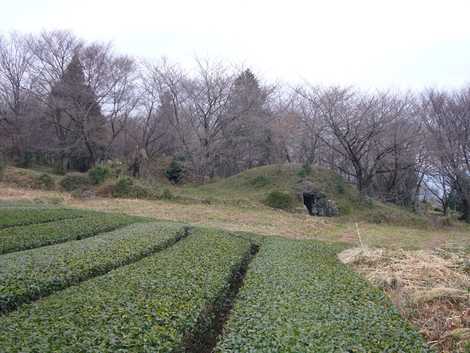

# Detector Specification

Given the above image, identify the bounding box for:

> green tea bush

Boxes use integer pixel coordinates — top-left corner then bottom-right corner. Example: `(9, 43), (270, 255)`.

(59, 174), (91, 191)
(263, 191), (295, 210)
(0, 229), (252, 352)
(0, 222), (185, 313)
(88, 165), (111, 185)
(0, 212), (141, 254)
(0, 207), (92, 229)
(216, 238), (432, 353)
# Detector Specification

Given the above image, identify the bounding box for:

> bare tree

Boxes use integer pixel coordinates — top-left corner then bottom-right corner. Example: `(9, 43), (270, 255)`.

(293, 87), (326, 165)
(421, 89), (470, 222)
(82, 44), (139, 158)
(0, 32), (38, 163)
(27, 30), (82, 99)
(298, 86), (418, 198)
(180, 59), (236, 179)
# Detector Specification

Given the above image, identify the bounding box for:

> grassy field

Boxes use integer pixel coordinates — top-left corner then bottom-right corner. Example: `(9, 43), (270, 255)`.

(0, 164), (469, 352)
(3, 164), (470, 251)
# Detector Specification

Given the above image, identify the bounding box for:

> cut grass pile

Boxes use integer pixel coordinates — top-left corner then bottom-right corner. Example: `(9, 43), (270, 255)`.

(0, 228), (253, 352)
(0, 222), (188, 313)
(216, 237), (432, 353)
(0, 213), (142, 254)
(0, 207), (93, 229)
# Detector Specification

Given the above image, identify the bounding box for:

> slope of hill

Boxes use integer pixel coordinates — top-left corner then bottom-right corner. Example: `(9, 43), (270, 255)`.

(178, 164), (429, 227)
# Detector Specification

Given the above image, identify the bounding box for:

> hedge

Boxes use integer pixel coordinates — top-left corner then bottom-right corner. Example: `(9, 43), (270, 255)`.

(0, 213), (142, 254)
(0, 222), (189, 314)
(0, 207), (93, 229)
(0, 229), (252, 352)
(216, 238), (433, 353)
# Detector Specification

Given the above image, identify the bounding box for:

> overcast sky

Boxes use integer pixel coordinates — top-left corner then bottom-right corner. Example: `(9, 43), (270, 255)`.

(2, 0), (470, 90)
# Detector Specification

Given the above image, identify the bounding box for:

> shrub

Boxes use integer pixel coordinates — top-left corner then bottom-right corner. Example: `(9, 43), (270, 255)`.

(250, 175), (271, 188)
(53, 163), (66, 175)
(59, 174), (91, 191)
(111, 177), (152, 199)
(336, 200), (353, 215)
(264, 191), (295, 210)
(106, 160), (125, 177)
(165, 159), (185, 184)
(297, 162), (312, 178)
(88, 165), (111, 185)
(35, 173), (55, 190)
(112, 176), (133, 197)
(335, 176), (346, 194)
(15, 151), (33, 168)
(95, 183), (114, 197)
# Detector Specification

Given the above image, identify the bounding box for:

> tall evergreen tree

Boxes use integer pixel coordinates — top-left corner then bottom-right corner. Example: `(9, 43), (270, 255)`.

(46, 53), (106, 171)
(218, 69), (273, 176)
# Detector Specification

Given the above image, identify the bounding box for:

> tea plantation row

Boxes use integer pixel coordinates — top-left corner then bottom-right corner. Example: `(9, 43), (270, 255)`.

(216, 238), (432, 353)
(0, 222), (188, 313)
(0, 207), (94, 228)
(0, 206), (432, 352)
(0, 229), (253, 352)
(0, 212), (142, 254)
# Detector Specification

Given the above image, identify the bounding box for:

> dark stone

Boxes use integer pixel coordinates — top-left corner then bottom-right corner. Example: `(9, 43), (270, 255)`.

(302, 190), (339, 217)
(294, 180), (339, 216)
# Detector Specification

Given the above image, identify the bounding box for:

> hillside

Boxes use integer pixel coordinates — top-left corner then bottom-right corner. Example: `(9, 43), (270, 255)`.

(0, 163), (462, 229)
(174, 164), (431, 227)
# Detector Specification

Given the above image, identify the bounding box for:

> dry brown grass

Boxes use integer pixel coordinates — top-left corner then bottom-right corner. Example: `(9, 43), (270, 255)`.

(0, 184), (69, 202)
(339, 247), (470, 353)
(1, 182), (470, 250)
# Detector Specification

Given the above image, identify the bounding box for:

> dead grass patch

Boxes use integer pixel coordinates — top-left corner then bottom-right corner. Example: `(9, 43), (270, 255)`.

(1, 184), (470, 250)
(339, 247), (470, 352)
(0, 183), (69, 204)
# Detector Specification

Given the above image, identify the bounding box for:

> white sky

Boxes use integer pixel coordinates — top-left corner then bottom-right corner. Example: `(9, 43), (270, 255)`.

(2, 0), (470, 90)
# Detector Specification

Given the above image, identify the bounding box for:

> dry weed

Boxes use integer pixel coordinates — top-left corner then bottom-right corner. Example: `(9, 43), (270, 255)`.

(339, 247), (470, 352)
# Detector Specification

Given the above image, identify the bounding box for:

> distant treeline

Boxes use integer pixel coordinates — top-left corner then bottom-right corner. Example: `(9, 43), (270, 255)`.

(0, 30), (468, 221)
